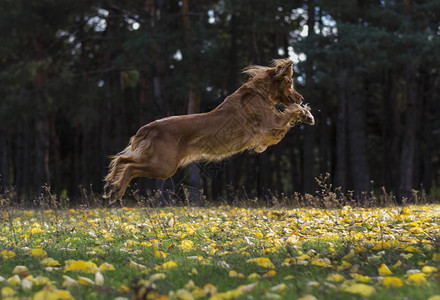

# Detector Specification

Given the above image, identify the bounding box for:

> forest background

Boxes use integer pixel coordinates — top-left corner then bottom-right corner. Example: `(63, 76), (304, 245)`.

(1, 0), (439, 205)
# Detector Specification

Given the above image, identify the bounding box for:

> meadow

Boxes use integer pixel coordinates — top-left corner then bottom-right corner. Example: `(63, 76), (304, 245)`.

(1, 199), (440, 299)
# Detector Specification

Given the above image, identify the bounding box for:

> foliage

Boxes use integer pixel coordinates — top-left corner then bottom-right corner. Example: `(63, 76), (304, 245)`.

(0, 0), (440, 202)
(1, 202), (440, 299)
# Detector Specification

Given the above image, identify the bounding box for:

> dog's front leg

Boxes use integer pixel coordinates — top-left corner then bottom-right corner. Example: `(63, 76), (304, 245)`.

(283, 104), (305, 124)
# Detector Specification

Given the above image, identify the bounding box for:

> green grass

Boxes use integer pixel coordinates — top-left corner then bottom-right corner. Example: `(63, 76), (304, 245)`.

(1, 205), (440, 299)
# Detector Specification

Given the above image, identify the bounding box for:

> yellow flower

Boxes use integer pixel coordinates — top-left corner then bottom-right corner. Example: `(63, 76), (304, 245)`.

(382, 277), (403, 288)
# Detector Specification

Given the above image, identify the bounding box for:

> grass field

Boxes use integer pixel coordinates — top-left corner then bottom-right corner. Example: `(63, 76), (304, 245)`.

(1, 203), (440, 299)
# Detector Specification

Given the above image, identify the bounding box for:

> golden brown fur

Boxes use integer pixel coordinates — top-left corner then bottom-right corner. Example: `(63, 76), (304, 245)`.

(103, 59), (314, 201)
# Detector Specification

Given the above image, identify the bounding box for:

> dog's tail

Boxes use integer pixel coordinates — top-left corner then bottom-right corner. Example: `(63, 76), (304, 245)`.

(104, 144), (135, 183)
(104, 125), (153, 185)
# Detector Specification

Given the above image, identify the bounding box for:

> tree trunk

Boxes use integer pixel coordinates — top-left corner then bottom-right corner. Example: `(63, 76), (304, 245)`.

(347, 89), (371, 195)
(23, 120), (30, 203)
(186, 89), (203, 205)
(15, 122), (23, 198)
(302, 0), (316, 194)
(0, 130), (8, 190)
(33, 31), (51, 197)
(182, 0), (203, 205)
(35, 118), (50, 195)
(50, 113), (61, 194)
(399, 66), (419, 200)
(335, 81), (347, 190)
(421, 73), (433, 192)
(382, 68), (400, 191)
(318, 104), (330, 174)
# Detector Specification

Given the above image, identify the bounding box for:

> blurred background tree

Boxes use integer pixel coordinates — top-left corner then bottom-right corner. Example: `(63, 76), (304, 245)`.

(0, 0), (439, 204)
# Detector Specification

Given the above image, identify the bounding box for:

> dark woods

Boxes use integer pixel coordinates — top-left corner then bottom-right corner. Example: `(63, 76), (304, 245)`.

(1, 0), (440, 205)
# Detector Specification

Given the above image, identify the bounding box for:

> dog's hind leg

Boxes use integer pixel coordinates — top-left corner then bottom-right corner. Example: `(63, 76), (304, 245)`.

(103, 156), (134, 200)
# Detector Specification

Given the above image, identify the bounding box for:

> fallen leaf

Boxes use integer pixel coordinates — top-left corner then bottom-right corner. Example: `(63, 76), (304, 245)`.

(180, 240), (194, 251)
(95, 271), (104, 285)
(162, 261), (178, 270)
(65, 260), (97, 273)
(41, 258), (61, 267)
(62, 275), (78, 288)
(12, 265), (29, 274)
(407, 273), (428, 285)
(77, 275), (95, 286)
(378, 263), (392, 276)
(1, 250), (16, 260)
(342, 283), (376, 297)
(7, 275), (21, 286)
(422, 266), (437, 274)
(1, 286), (16, 298)
(382, 276), (403, 288)
(326, 273), (345, 283)
(29, 248), (47, 259)
(246, 257), (275, 269)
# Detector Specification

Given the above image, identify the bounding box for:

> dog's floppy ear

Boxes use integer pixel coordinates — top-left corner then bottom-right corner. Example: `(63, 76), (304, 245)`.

(272, 59), (293, 80)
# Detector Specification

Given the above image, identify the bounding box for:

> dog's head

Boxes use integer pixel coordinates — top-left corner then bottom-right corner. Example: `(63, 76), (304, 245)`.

(243, 59), (304, 106)
(270, 59), (304, 106)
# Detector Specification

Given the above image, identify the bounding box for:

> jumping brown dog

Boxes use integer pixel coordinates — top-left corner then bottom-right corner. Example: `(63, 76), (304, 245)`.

(103, 59), (314, 202)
